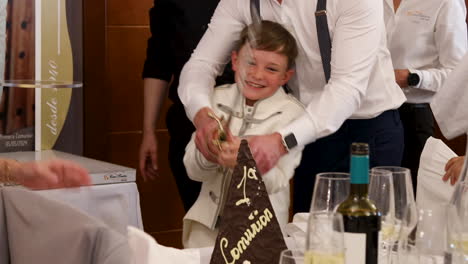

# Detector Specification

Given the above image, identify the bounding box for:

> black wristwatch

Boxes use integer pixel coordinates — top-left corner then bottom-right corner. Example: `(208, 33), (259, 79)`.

(407, 72), (420, 87)
(281, 133), (298, 152)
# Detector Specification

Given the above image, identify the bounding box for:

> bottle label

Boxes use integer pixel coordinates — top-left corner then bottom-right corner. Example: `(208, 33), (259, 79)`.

(344, 232), (366, 264)
(350, 156), (369, 184)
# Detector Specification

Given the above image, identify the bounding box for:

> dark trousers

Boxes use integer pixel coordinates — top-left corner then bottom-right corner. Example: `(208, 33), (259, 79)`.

(166, 103), (201, 212)
(398, 103), (434, 195)
(293, 109), (404, 213)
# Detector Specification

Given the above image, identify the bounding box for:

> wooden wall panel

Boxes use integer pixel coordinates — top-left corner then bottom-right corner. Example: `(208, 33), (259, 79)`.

(107, 0), (152, 26)
(106, 28), (147, 132)
(84, 0), (108, 160)
(85, 0), (184, 248)
(106, 28), (171, 132)
(107, 131), (184, 244)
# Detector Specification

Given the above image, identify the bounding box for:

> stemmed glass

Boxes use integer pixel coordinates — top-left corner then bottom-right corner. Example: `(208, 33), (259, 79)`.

(447, 203), (467, 264)
(305, 212), (345, 264)
(450, 182), (468, 263)
(372, 166), (416, 263)
(372, 167), (415, 220)
(398, 204), (448, 264)
(309, 172), (350, 213)
(305, 173), (348, 264)
(279, 249), (305, 264)
(369, 169), (395, 264)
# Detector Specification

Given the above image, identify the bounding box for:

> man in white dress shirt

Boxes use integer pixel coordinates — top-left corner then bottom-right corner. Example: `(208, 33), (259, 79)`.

(178, 0), (407, 212)
(432, 52), (468, 186)
(385, 0), (467, 191)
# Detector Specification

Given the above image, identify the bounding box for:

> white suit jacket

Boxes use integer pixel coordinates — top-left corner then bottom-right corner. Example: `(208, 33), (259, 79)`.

(183, 84), (305, 231)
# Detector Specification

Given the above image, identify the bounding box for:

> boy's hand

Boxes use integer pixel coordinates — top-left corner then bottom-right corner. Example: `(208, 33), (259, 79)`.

(217, 136), (242, 168)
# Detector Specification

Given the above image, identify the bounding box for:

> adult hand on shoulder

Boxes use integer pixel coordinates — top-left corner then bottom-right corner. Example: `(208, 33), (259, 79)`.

(394, 69), (410, 88)
(139, 131), (159, 181)
(443, 156), (465, 185)
(194, 107), (222, 163)
(13, 159), (91, 190)
(248, 132), (287, 174)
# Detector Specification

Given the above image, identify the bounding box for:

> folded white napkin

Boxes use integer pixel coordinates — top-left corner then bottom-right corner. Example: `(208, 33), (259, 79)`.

(128, 226), (200, 264)
(416, 137), (457, 210)
(284, 213), (308, 250)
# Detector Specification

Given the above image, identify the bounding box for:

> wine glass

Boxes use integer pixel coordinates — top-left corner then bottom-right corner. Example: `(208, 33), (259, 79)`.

(372, 166), (416, 263)
(398, 204), (448, 264)
(372, 167), (415, 218)
(310, 172), (350, 213)
(369, 169), (395, 264)
(450, 182), (468, 263)
(306, 212), (345, 264)
(279, 249), (305, 264)
(446, 203), (467, 264)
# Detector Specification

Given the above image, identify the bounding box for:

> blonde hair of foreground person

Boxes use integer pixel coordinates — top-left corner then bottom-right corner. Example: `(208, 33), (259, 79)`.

(0, 158), (91, 189)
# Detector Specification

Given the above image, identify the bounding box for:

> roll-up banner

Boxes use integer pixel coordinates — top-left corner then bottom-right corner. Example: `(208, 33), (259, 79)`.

(0, 0), (82, 154)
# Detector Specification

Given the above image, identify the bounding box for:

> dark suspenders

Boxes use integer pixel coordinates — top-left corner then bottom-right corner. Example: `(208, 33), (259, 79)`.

(249, 0), (331, 86)
(250, 0), (261, 21)
(315, 0), (332, 83)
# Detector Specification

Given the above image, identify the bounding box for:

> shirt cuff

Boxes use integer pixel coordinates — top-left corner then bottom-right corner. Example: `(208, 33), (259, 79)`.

(409, 69), (423, 89)
(185, 94), (212, 122)
(195, 149), (219, 170)
(277, 114), (317, 148)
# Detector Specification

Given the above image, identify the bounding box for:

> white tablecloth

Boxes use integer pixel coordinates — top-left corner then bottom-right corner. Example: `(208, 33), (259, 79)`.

(127, 225), (297, 264)
(36, 182), (143, 233)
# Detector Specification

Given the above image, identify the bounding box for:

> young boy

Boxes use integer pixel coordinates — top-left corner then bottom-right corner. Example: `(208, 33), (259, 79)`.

(182, 21), (305, 248)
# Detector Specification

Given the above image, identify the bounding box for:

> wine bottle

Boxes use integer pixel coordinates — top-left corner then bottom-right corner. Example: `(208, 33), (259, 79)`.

(337, 143), (381, 264)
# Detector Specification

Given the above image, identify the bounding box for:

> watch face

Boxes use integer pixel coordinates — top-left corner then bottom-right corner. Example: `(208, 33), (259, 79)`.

(284, 133), (297, 149)
(408, 73), (420, 86)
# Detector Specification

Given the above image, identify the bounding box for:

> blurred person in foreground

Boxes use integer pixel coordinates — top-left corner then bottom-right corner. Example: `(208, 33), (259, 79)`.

(0, 158), (90, 189)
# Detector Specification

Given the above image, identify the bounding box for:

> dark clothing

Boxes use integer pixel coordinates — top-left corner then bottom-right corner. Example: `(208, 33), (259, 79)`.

(142, 0), (234, 211)
(398, 103), (434, 195)
(293, 109), (404, 213)
(142, 0), (233, 105)
(166, 103), (200, 211)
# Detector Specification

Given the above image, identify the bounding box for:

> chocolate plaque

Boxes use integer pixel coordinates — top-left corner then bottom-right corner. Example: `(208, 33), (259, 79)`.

(209, 140), (287, 264)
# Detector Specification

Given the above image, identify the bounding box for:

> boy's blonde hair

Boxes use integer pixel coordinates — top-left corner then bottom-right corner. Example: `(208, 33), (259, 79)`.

(235, 20), (298, 69)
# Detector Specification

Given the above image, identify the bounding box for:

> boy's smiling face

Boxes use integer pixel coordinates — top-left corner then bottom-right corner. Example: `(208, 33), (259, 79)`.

(232, 43), (294, 106)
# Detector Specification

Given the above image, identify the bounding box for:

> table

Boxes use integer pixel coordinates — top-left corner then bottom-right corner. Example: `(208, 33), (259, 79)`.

(197, 237), (297, 264)
(36, 182), (143, 233)
(0, 150), (142, 232)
